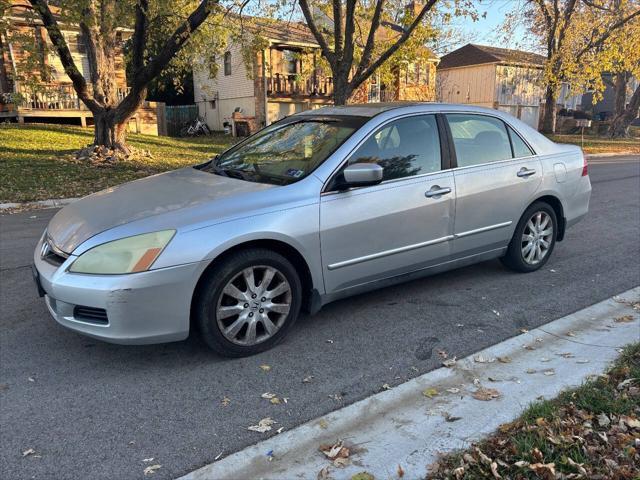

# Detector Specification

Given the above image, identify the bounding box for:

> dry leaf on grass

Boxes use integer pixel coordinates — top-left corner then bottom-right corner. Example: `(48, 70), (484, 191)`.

(490, 461), (501, 479)
(472, 387), (501, 401)
(566, 457), (587, 476)
(529, 462), (555, 479)
(143, 464), (162, 475)
(248, 417), (276, 433)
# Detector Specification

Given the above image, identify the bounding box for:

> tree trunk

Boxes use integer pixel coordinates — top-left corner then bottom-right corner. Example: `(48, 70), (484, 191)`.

(92, 109), (130, 153)
(541, 85), (557, 134)
(608, 83), (640, 138)
(332, 75), (351, 105)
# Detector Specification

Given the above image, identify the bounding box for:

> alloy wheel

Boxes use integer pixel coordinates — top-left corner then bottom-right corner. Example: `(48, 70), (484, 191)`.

(521, 211), (553, 265)
(216, 265), (292, 345)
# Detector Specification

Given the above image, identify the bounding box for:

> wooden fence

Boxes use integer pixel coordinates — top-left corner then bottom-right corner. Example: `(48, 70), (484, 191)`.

(160, 104), (199, 136)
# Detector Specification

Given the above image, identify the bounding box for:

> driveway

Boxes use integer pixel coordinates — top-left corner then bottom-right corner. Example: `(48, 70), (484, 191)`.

(1, 159), (639, 480)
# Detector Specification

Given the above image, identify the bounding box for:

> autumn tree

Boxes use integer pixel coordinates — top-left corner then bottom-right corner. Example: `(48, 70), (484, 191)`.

(527, 0), (640, 133)
(1, 0), (226, 157)
(297, 0), (476, 105)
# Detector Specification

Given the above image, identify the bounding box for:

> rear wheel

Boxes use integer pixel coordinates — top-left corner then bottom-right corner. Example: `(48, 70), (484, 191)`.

(195, 249), (302, 357)
(501, 202), (557, 273)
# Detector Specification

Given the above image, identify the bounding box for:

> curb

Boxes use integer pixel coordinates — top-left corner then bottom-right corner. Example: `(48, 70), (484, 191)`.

(181, 287), (640, 480)
(586, 152), (639, 160)
(0, 197), (79, 212)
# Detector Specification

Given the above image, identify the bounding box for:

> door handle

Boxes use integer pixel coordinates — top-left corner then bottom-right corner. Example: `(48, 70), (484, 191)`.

(517, 167), (536, 178)
(425, 186), (452, 198)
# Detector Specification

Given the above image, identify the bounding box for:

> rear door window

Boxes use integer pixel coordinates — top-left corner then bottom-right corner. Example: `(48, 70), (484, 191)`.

(446, 114), (512, 167)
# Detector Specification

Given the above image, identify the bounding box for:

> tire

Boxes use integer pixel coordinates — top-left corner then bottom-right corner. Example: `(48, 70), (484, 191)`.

(501, 201), (558, 273)
(195, 248), (302, 357)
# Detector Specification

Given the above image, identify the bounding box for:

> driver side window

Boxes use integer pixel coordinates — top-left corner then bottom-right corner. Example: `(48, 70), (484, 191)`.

(346, 115), (442, 182)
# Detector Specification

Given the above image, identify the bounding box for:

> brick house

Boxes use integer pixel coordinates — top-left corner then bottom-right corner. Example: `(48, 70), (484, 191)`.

(0, 1), (158, 134)
(193, 16), (438, 134)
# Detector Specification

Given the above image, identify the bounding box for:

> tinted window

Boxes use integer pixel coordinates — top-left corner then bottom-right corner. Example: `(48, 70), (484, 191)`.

(447, 114), (512, 167)
(348, 115), (441, 181)
(508, 125), (534, 157)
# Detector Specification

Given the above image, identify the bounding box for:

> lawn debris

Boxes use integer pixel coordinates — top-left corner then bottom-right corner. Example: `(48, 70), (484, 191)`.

(221, 396), (231, 407)
(473, 354), (495, 364)
(22, 448), (36, 457)
(442, 357), (457, 367)
(397, 464), (405, 477)
(426, 343), (640, 480)
(422, 388), (439, 398)
(614, 315), (634, 323)
(303, 375), (314, 383)
(259, 364), (271, 372)
(496, 356), (512, 363)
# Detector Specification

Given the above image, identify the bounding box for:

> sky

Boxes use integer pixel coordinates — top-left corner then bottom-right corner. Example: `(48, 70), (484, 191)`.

(442, 0), (534, 54)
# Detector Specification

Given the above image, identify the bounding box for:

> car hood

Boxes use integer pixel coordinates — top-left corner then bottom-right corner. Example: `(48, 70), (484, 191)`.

(47, 167), (275, 253)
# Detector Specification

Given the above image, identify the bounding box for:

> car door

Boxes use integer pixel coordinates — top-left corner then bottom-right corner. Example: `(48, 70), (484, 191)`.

(444, 113), (542, 257)
(320, 114), (455, 294)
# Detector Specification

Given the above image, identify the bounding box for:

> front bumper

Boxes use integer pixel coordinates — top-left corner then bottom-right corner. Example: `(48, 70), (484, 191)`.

(33, 235), (207, 345)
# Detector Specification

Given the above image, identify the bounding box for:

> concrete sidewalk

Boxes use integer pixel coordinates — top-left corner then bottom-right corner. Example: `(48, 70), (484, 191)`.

(182, 287), (640, 480)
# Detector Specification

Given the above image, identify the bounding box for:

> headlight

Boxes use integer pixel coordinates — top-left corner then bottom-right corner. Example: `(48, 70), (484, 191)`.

(69, 230), (175, 274)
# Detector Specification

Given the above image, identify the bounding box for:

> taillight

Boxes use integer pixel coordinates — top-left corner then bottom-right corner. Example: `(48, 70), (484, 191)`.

(581, 155), (588, 176)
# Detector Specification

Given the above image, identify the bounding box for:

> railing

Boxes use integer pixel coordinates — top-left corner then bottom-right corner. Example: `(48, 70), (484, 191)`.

(266, 73), (333, 98)
(14, 84), (130, 110)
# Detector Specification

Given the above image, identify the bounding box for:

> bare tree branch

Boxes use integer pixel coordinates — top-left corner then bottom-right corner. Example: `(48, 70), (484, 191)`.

(355, 0), (385, 78)
(298, 0), (335, 64)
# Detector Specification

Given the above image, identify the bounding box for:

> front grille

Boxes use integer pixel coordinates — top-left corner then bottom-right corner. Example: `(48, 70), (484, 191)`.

(43, 251), (67, 266)
(73, 306), (108, 325)
(41, 236), (69, 266)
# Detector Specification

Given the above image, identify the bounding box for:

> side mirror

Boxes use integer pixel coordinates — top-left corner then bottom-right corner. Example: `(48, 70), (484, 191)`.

(341, 162), (384, 188)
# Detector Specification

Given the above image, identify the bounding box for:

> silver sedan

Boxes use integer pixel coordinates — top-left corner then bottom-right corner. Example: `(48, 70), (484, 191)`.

(33, 103), (591, 356)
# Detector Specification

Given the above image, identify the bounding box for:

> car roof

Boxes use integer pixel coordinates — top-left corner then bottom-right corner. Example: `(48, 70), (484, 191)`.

(295, 102), (510, 118)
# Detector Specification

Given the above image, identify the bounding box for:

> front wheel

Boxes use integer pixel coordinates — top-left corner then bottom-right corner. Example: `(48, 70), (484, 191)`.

(501, 202), (558, 273)
(194, 249), (302, 357)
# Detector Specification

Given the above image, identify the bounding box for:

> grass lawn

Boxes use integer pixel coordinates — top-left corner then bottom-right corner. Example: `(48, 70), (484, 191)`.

(546, 133), (640, 154)
(0, 123), (238, 203)
(427, 341), (640, 479)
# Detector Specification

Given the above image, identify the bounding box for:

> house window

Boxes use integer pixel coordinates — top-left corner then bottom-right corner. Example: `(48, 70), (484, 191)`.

(281, 50), (299, 75)
(224, 51), (232, 76)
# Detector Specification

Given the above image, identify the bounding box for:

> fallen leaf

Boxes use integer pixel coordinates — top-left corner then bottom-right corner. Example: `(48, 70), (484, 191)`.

(270, 397), (281, 405)
(328, 393), (342, 401)
(303, 375), (314, 383)
(519, 328), (529, 333)
(497, 356), (512, 363)
(514, 460), (529, 468)
(576, 359), (589, 364)
(261, 392), (276, 399)
(351, 473), (374, 480)
(472, 388), (501, 401)
(442, 357), (457, 367)
(540, 357), (551, 362)
(446, 387), (460, 394)
(142, 458), (154, 462)
(526, 369), (537, 374)
(490, 461), (501, 479)
(326, 339), (334, 344)
(437, 349), (449, 359)
(614, 315), (634, 323)
(248, 417), (276, 433)
(276, 427), (284, 434)
(143, 464), (162, 475)
(566, 457), (587, 476)
(566, 331), (576, 337)
(214, 451), (223, 461)
(443, 412), (462, 422)
(474, 354), (495, 363)
(596, 412), (610, 427)
(397, 464), (404, 478)
(529, 462), (555, 479)
(382, 383), (391, 390)
(22, 448), (36, 457)
(28, 377), (35, 382)
(557, 352), (575, 358)
(317, 466), (331, 479)
(456, 323), (464, 327)
(221, 396), (230, 407)
(543, 369), (556, 376)
(422, 387), (439, 398)
(318, 419), (329, 429)
(259, 365), (271, 372)
(492, 309), (500, 316)
(453, 466), (464, 478)
(621, 415), (640, 429)
(319, 440), (350, 467)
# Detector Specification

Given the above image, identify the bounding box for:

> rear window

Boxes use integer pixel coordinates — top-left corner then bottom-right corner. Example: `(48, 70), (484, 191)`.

(446, 114), (512, 167)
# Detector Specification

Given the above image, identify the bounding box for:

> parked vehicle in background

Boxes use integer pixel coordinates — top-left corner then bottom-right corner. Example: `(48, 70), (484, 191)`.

(33, 103), (591, 356)
(180, 117), (211, 137)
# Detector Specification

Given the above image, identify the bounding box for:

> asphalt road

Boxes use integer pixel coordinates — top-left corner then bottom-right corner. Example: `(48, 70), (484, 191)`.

(1, 159), (639, 480)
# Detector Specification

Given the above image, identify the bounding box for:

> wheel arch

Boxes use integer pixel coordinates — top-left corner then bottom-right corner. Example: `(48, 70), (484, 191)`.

(529, 194), (566, 241)
(190, 238), (318, 329)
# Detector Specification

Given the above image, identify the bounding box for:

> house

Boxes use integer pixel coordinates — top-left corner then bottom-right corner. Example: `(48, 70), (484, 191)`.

(0, 1), (158, 134)
(193, 15), (438, 134)
(436, 43), (546, 129)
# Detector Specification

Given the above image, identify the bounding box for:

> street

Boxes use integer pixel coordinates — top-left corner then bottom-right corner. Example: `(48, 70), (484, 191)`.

(1, 159), (639, 480)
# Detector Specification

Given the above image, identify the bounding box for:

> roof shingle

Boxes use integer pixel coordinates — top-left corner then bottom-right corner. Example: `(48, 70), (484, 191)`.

(438, 43), (546, 69)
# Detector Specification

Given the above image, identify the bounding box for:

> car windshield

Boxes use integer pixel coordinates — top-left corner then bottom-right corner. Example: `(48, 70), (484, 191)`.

(202, 116), (366, 185)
